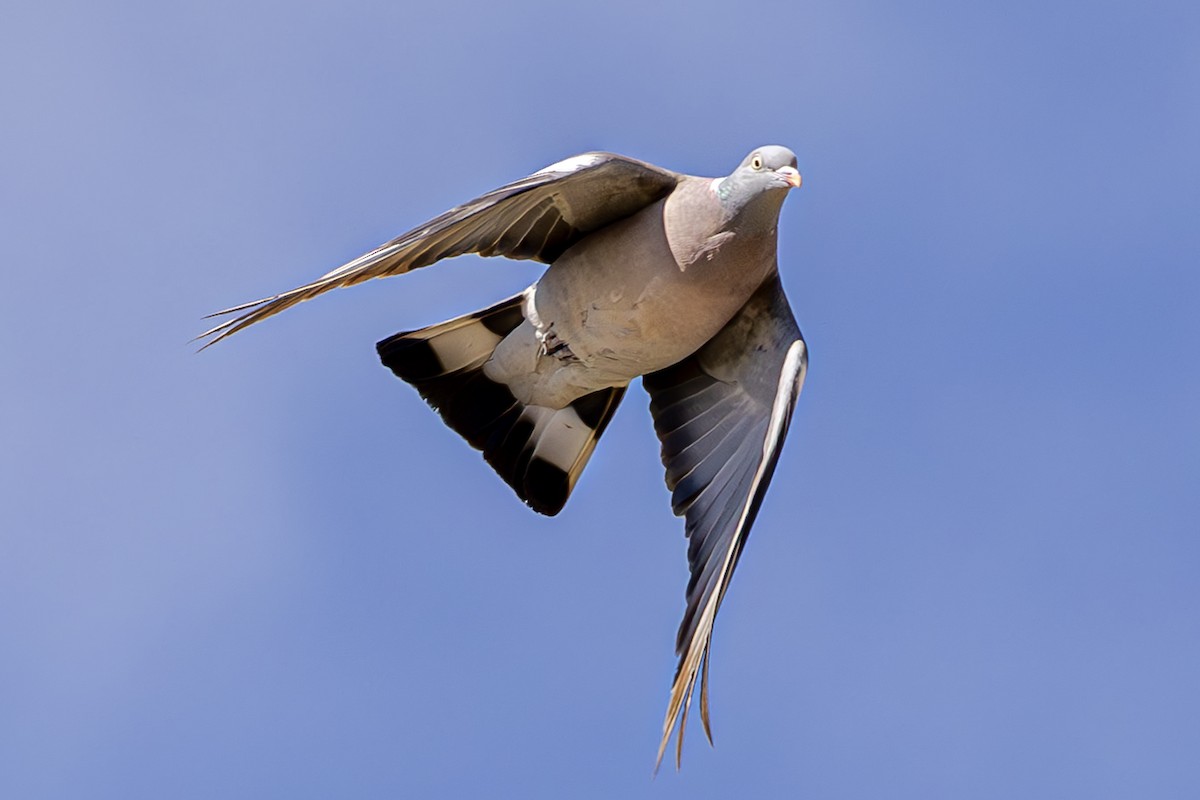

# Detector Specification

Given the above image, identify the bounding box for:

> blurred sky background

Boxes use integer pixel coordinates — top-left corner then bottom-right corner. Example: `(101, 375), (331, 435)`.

(2, 0), (1199, 797)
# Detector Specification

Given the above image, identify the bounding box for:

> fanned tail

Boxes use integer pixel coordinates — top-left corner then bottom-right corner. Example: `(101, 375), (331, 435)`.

(377, 294), (625, 515)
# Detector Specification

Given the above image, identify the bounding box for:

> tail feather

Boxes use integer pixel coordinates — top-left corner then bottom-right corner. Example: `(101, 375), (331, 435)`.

(377, 294), (624, 515)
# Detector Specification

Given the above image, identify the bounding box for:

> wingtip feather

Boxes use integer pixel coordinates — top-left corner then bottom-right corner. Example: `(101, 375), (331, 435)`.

(700, 646), (714, 745)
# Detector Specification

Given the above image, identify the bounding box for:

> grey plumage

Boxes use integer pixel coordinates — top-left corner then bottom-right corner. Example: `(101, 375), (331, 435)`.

(201, 146), (807, 769)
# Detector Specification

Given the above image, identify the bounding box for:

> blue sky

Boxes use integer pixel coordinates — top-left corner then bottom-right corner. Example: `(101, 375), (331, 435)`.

(2, 0), (1198, 796)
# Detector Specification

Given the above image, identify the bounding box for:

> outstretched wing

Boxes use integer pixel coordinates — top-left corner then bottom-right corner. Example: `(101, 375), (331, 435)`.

(199, 153), (680, 347)
(643, 275), (808, 771)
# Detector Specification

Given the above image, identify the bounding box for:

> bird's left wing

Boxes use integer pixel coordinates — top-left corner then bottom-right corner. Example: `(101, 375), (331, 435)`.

(198, 153), (680, 348)
(642, 275), (808, 770)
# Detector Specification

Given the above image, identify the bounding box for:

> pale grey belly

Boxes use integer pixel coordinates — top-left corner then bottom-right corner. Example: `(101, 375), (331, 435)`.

(482, 286), (683, 409)
(484, 275), (766, 408)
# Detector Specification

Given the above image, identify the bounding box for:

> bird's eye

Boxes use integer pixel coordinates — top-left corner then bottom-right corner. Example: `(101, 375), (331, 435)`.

(751, 154), (764, 170)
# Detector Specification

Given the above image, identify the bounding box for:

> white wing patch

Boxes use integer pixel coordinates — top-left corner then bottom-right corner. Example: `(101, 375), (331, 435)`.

(766, 341), (808, 443)
(534, 153), (603, 176)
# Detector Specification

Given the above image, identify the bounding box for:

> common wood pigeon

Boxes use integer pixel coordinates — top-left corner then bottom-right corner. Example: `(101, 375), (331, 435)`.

(201, 146), (808, 769)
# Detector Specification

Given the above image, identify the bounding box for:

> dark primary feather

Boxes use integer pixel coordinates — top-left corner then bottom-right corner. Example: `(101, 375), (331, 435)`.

(643, 275), (808, 770)
(197, 153), (680, 348)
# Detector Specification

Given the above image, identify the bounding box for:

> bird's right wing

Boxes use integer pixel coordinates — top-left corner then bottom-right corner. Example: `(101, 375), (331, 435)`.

(198, 153), (680, 348)
(643, 275), (808, 770)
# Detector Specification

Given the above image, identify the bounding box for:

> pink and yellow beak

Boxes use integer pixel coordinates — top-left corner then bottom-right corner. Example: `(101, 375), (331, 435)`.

(776, 166), (802, 188)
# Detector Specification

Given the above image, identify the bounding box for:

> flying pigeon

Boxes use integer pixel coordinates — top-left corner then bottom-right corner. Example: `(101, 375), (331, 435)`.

(200, 146), (808, 769)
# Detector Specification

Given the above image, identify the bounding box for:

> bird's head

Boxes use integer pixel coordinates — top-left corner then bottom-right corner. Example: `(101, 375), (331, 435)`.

(717, 145), (801, 195)
(712, 145), (802, 225)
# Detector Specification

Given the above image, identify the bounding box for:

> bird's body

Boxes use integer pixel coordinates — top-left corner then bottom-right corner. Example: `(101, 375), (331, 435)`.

(201, 146), (807, 770)
(489, 176), (784, 407)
